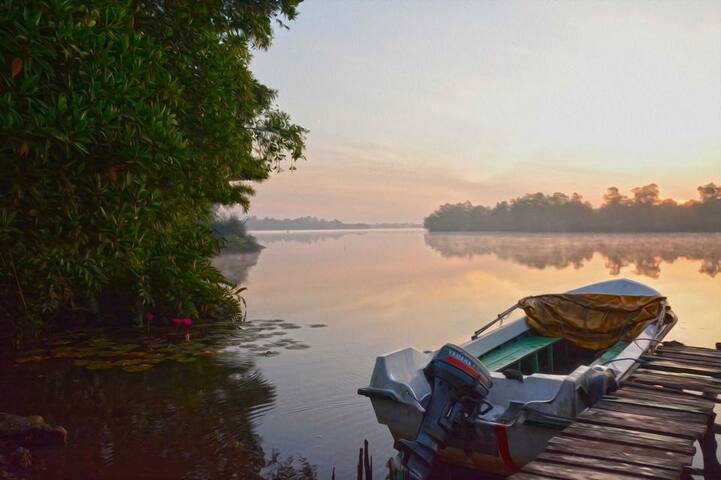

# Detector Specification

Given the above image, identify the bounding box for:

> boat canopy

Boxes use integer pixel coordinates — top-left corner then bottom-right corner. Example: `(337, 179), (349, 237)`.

(518, 293), (666, 350)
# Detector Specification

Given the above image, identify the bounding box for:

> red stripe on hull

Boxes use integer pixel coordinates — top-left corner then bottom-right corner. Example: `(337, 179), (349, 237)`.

(495, 424), (518, 472)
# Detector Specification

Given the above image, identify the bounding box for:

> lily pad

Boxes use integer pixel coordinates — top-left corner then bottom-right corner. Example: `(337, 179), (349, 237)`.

(84, 360), (115, 370)
(122, 364), (153, 373)
(278, 323), (301, 330)
(15, 355), (50, 364)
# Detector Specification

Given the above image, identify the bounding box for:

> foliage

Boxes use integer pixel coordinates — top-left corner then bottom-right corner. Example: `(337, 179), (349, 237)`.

(0, 0), (306, 343)
(424, 183), (721, 232)
(212, 213), (263, 253)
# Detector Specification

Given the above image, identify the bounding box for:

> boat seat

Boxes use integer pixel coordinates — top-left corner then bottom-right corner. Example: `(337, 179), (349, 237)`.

(479, 335), (561, 372)
(591, 340), (629, 366)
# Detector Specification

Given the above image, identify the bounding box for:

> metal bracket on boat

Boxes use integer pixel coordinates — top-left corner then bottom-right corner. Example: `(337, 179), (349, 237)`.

(471, 303), (520, 340)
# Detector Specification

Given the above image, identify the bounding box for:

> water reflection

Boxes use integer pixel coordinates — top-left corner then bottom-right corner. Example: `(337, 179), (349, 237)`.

(0, 354), (316, 480)
(253, 230), (371, 245)
(425, 233), (721, 278)
(214, 251), (260, 284)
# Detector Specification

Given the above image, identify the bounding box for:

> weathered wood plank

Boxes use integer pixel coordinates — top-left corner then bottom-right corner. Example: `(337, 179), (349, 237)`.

(522, 460), (650, 480)
(658, 344), (721, 360)
(647, 351), (721, 368)
(577, 408), (706, 439)
(660, 342), (721, 353)
(641, 359), (721, 378)
(561, 422), (696, 454)
(547, 435), (689, 469)
(635, 367), (721, 384)
(536, 452), (679, 480)
(611, 386), (716, 411)
(628, 372), (721, 395)
(621, 382), (721, 404)
(594, 399), (709, 424)
(508, 473), (559, 480)
(602, 394), (711, 416)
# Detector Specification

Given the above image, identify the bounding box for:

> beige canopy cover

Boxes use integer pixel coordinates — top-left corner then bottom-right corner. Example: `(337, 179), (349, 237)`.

(518, 293), (666, 350)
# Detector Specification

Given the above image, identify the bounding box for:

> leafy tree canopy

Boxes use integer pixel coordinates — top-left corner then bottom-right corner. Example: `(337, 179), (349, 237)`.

(425, 183), (721, 233)
(0, 0), (306, 343)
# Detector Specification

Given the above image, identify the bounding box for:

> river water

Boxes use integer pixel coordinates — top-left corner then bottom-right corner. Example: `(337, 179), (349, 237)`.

(3, 230), (721, 479)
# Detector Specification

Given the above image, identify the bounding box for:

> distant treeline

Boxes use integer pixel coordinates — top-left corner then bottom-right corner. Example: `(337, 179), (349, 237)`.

(245, 216), (419, 230)
(424, 183), (721, 232)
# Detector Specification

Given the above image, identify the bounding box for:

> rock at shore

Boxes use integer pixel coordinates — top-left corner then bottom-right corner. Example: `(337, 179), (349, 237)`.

(0, 413), (66, 448)
(0, 413), (67, 479)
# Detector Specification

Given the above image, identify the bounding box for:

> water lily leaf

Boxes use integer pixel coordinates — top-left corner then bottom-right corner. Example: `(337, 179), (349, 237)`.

(115, 359), (146, 367)
(22, 348), (48, 356)
(84, 360), (115, 370)
(122, 364), (153, 373)
(16, 355), (50, 363)
(51, 350), (78, 359)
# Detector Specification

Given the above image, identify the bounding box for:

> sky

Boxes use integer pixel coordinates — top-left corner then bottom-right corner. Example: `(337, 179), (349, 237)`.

(245, 0), (721, 223)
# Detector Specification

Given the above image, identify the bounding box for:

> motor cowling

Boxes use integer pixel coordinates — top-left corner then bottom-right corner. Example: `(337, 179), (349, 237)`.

(398, 344), (493, 480)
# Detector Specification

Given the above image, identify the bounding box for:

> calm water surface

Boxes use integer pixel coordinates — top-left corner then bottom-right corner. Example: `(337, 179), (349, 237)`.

(3, 230), (721, 478)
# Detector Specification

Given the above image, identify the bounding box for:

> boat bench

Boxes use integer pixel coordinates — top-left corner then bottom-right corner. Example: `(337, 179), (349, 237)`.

(479, 335), (561, 372)
(591, 340), (629, 366)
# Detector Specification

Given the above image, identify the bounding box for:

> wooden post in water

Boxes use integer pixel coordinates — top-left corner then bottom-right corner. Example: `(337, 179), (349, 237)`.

(363, 439), (372, 480)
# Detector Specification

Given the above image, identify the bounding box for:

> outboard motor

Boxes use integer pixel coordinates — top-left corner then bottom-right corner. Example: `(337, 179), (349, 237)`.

(397, 344), (493, 480)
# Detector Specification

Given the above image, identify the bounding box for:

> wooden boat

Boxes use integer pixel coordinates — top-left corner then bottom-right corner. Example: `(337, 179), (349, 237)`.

(358, 278), (677, 477)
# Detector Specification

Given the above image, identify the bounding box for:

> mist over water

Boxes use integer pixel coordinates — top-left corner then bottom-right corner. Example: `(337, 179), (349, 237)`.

(424, 232), (721, 278)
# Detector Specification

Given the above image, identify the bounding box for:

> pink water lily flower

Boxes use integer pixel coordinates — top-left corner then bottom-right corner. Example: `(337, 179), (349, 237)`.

(172, 318), (193, 327)
(172, 318), (193, 341)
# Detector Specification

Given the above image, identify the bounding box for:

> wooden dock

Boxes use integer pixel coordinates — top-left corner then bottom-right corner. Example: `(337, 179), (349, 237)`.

(509, 341), (721, 480)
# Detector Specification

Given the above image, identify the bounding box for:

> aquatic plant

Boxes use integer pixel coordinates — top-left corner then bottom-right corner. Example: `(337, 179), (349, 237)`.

(13, 319), (313, 372)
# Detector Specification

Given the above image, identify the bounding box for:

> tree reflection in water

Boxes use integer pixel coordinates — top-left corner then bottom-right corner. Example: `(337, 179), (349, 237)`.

(425, 233), (721, 278)
(0, 353), (316, 480)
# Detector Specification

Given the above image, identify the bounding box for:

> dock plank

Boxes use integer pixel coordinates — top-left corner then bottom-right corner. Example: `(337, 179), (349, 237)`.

(635, 367), (721, 384)
(641, 359), (721, 378)
(546, 436), (689, 469)
(610, 386), (716, 411)
(629, 371), (721, 395)
(622, 381), (721, 403)
(645, 351), (721, 368)
(593, 399), (708, 424)
(577, 407), (706, 439)
(509, 474), (559, 480)
(536, 452), (679, 480)
(561, 422), (696, 454)
(659, 343), (721, 359)
(522, 460), (651, 480)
